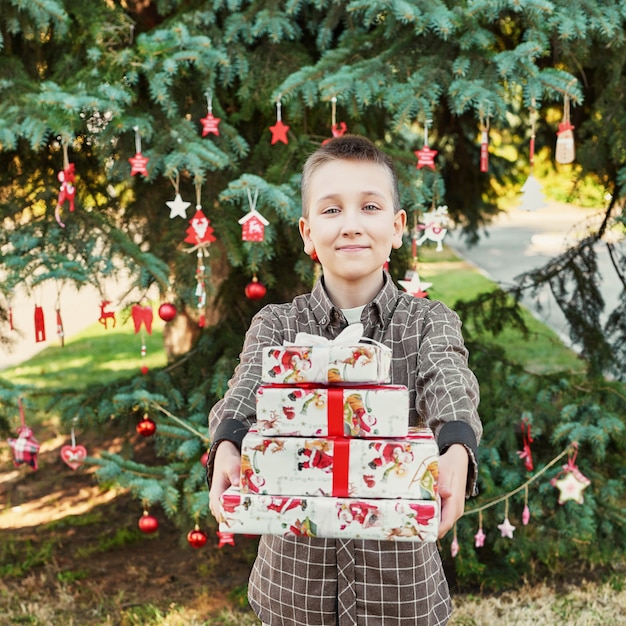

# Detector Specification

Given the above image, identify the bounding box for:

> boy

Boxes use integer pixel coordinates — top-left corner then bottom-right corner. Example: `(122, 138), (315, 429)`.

(208, 135), (482, 625)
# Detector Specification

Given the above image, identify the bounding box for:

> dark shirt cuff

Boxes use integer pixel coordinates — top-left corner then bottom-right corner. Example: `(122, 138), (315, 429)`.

(437, 420), (479, 497)
(206, 419), (250, 489)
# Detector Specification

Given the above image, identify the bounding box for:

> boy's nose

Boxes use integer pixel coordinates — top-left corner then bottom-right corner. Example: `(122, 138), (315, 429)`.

(339, 209), (363, 235)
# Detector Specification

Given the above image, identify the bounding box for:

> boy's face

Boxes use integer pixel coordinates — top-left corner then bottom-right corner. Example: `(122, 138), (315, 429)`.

(299, 159), (406, 298)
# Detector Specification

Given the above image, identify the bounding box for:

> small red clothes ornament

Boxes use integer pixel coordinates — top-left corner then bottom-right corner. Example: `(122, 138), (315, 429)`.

(34, 305), (46, 343)
(7, 399), (40, 470)
(187, 526), (208, 548)
(136, 414), (156, 437)
(131, 304), (153, 334)
(245, 277), (266, 300)
(138, 511), (159, 534)
(158, 302), (177, 322)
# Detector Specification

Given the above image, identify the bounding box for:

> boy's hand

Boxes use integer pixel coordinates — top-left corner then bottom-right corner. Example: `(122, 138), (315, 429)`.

(437, 444), (469, 539)
(209, 441), (241, 522)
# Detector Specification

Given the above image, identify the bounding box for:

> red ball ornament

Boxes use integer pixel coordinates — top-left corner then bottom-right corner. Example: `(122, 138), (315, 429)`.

(245, 278), (266, 300)
(200, 451), (209, 467)
(158, 302), (177, 322)
(138, 511), (159, 534)
(136, 414), (156, 437)
(187, 526), (208, 549)
(141, 365), (149, 375)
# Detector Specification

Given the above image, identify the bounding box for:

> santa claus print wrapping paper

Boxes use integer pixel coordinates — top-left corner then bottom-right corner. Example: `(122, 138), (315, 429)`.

(219, 487), (439, 542)
(255, 384), (409, 438)
(261, 324), (392, 384)
(239, 427), (439, 501)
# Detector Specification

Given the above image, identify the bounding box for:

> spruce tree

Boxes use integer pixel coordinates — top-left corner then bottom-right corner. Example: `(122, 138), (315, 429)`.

(1, 0), (624, 586)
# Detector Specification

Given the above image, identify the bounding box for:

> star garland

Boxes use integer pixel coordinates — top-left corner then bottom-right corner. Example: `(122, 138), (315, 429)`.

(451, 442), (591, 558)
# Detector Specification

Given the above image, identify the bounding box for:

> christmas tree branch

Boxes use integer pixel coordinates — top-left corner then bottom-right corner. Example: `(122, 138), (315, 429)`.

(150, 402), (210, 444)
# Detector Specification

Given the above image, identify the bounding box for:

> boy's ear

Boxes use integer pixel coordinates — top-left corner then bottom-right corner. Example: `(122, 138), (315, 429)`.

(299, 217), (315, 255)
(391, 210), (407, 249)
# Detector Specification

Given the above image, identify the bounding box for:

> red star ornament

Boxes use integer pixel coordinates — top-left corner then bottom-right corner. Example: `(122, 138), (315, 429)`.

(414, 145), (438, 170)
(200, 112), (221, 137)
(269, 119), (290, 145)
(184, 208), (216, 245)
(129, 152), (149, 177)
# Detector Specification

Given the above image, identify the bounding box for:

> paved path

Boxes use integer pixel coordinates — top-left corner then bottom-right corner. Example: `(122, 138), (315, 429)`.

(446, 201), (621, 348)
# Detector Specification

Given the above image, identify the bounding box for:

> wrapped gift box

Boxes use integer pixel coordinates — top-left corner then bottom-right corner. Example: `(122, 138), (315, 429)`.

(219, 487), (439, 542)
(261, 343), (392, 384)
(240, 428), (438, 500)
(255, 384), (409, 438)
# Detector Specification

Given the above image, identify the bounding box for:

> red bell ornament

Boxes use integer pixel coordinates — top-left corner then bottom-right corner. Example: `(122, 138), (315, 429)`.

(245, 277), (266, 300)
(187, 526), (208, 549)
(158, 302), (177, 322)
(136, 414), (156, 437)
(138, 511), (159, 534)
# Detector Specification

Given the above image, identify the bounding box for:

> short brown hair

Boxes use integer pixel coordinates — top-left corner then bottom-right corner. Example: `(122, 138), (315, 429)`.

(301, 135), (401, 217)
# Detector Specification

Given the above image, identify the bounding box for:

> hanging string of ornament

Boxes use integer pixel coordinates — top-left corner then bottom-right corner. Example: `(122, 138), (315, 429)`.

(54, 140), (76, 228)
(269, 96), (290, 145)
(450, 442), (591, 557)
(184, 182), (215, 328)
(322, 97), (347, 145)
(129, 126), (149, 177)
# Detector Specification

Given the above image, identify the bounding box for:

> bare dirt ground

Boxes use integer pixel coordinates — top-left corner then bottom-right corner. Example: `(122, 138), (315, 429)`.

(0, 422), (261, 625)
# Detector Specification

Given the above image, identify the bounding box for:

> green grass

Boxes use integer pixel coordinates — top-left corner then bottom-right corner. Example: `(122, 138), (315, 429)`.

(0, 251), (583, 396)
(420, 259), (585, 374)
(2, 318), (167, 391)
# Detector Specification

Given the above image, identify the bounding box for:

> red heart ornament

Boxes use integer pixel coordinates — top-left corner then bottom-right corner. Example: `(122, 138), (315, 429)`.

(61, 444), (87, 470)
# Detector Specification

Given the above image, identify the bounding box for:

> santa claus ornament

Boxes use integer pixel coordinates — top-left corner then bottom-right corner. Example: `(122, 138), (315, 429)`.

(183, 184), (216, 328)
(54, 142), (77, 228)
(7, 399), (41, 471)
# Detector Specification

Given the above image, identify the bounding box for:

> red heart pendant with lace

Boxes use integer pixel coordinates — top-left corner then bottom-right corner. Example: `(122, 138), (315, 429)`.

(61, 444), (87, 470)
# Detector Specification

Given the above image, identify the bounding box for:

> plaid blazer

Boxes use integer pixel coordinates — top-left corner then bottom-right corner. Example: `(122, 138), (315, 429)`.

(209, 272), (482, 625)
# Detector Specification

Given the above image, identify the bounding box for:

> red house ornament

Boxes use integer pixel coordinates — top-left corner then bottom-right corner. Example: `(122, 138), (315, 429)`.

(239, 210), (269, 242)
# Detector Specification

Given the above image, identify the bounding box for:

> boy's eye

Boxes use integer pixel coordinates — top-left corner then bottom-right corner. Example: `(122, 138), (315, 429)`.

(363, 203), (380, 211)
(322, 206), (340, 214)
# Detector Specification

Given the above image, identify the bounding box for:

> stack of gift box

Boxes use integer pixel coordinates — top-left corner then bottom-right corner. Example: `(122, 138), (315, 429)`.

(219, 333), (440, 542)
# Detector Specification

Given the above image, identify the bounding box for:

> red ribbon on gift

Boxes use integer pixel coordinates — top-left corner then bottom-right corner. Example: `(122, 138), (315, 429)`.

(332, 438), (350, 497)
(327, 388), (345, 437)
